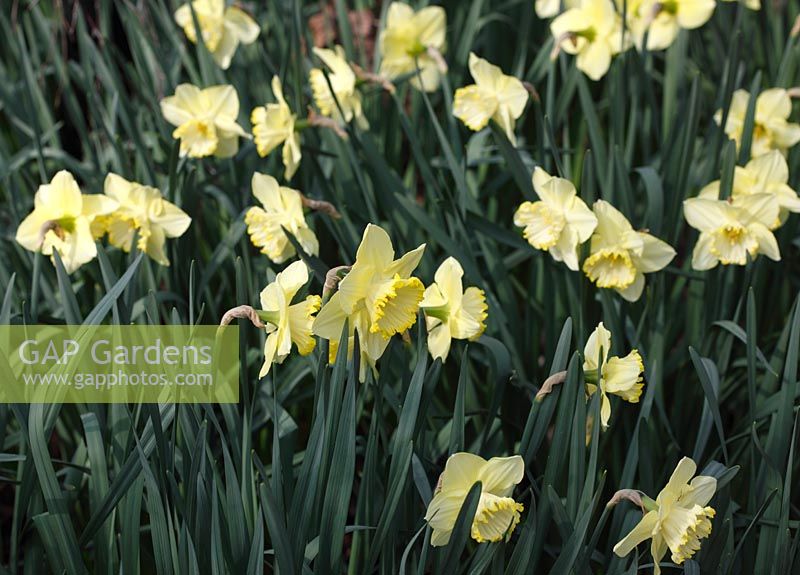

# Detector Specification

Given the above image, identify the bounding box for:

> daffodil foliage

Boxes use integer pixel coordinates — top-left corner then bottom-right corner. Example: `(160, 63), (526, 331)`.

(1, 0), (800, 574)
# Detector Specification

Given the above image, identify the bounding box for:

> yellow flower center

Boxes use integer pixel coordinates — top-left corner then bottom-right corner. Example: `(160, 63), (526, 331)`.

(663, 505), (715, 564)
(582, 248), (637, 289)
(710, 224), (756, 265)
(174, 119), (218, 158)
(470, 493), (524, 543)
(368, 275), (425, 339)
(522, 202), (566, 250)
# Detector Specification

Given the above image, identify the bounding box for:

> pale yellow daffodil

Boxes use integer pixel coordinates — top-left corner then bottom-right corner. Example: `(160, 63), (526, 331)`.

(697, 150), (800, 229)
(715, 88), (800, 158)
(614, 457), (717, 575)
(513, 167), (597, 270)
(453, 53), (528, 145)
(551, 0), (628, 81)
(174, 0), (260, 69)
(92, 173), (191, 266)
(425, 453), (525, 546)
(312, 224), (425, 381)
(257, 261), (321, 377)
(244, 173), (319, 264)
(251, 76), (302, 180)
(379, 2), (447, 92)
(160, 84), (248, 158)
(582, 201), (676, 302)
(309, 46), (365, 125)
(683, 194), (780, 270)
(420, 257), (487, 362)
(583, 322), (644, 428)
(625, 0), (716, 52)
(16, 171), (118, 273)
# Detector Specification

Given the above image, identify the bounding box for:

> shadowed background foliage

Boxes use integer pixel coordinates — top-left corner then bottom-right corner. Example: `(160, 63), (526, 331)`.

(0, 0), (799, 573)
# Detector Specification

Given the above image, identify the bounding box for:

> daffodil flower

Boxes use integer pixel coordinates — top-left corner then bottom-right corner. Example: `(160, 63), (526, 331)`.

(309, 46), (365, 125)
(251, 76), (302, 180)
(174, 0), (260, 69)
(626, 0), (716, 52)
(92, 173), (191, 266)
(697, 150), (800, 229)
(513, 167), (598, 270)
(683, 194), (780, 270)
(257, 261), (322, 377)
(425, 453), (525, 546)
(550, 0), (628, 81)
(160, 84), (249, 158)
(244, 173), (319, 264)
(613, 457), (717, 575)
(313, 224), (425, 381)
(715, 88), (800, 158)
(453, 53), (528, 145)
(16, 171), (118, 274)
(420, 257), (487, 361)
(583, 322), (644, 428)
(582, 201), (676, 302)
(379, 2), (447, 91)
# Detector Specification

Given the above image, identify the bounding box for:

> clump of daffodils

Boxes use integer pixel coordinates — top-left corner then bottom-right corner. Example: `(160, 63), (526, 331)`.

(583, 322), (644, 428)
(425, 453), (525, 546)
(625, 0), (716, 52)
(550, 0), (628, 81)
(251, 77), (302, 180)
(91, 174), (192, 266)
(379, 2), (447, 92)
(309, 46), (365, 126)
(160, 84), (248, 158)
(244, 173), (319, 264)
(453, 53), (529, 145)
(313, 224), (425, 381)
(513, 167), (597, 271)
(582, 201), (675, 302)
(715, 88), (800, 158)
(16, 171), (118, 273)
(256, 261), (321, 377)
(174, 0), (259, 69)
(420, 257), (488, 362)
(612, 457), (717, 574)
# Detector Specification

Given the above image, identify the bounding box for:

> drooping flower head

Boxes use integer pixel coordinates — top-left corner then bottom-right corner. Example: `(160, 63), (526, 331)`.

(715, 89), (800, 158)
(550, 0), (628, 81)
(582, 201), (676, 302)
(16, 171), (118, 273)
(683, 194), (780, 270)
(420, 257), (487, 361)
(91, 174), (191, 266)
(379, 2), (447, 91)
(160, 84), (248, 158)
(174, 0), (260, 69)
(453, 53), (528, 145)
(244, 173), (319, 264)
(513, 167), (598, 270)
(697, 150), (800, 228)
(257, 261), (321, 377)
(625, 0), (716, 51)
(251, 76), (302, 180)
(583, 322), (644, 428)
(425, 453), (525, 546)
(312, 224), (425, 381)
(614, 457), (717, 574)
(309, 46), (365, 125)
